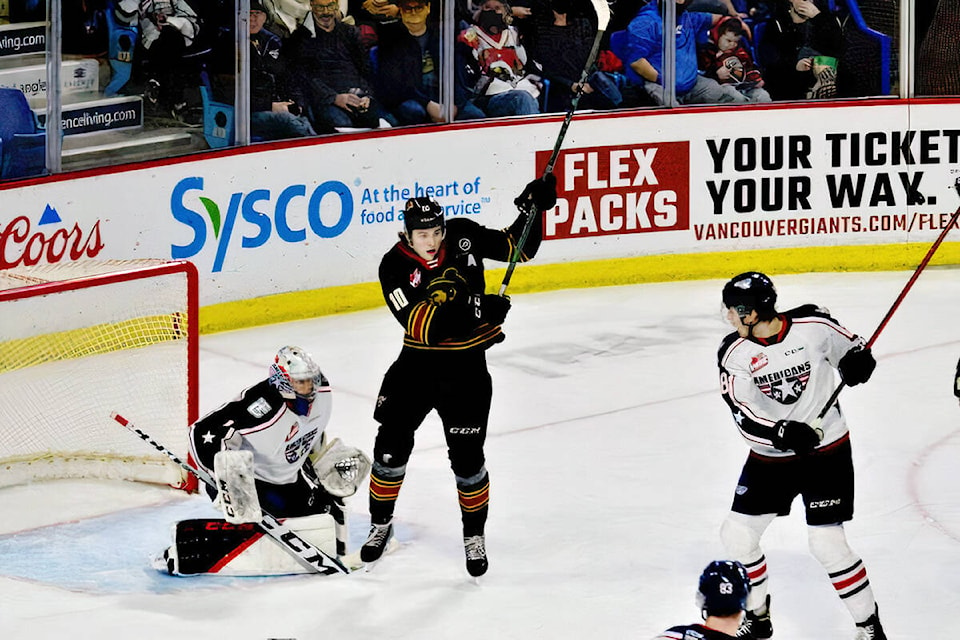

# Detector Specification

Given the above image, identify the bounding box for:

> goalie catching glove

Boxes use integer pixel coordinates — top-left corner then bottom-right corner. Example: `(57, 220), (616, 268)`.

(771, 420), (821, 455)
(310, 438), (372, 497)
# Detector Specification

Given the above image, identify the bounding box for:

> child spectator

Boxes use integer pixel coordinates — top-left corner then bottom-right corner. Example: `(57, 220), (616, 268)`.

(458, 0), (543, 117)
(699, 16), (771, 102)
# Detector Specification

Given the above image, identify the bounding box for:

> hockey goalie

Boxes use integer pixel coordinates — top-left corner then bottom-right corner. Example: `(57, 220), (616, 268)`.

(154, 346), (371, 576)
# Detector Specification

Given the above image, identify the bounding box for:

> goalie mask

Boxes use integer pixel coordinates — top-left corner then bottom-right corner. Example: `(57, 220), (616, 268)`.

(269, 346), (328, 410)
(722, 271), (777, 322)
(696, 560), (750, 618)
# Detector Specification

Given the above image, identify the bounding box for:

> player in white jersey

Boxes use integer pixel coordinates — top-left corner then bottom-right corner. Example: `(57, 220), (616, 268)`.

(155, 346), (370, 576)
(716, 272), (886, 640)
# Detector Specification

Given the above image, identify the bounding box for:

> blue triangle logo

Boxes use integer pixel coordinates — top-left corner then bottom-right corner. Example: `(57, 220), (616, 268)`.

(39, 204), (62, 225)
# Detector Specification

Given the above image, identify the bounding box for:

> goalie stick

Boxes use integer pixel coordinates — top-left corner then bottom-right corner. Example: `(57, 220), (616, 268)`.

(111, 412), (349, 576)
(498, 0), (611, 296)
(814, 178), (960, 426)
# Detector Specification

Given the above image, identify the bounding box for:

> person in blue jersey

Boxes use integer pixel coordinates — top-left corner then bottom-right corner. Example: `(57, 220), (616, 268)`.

(716, 272), (886, 640)
(360, 175), (557, 578)
(621, 0), (748, 105)
(653, 560), (750, 640)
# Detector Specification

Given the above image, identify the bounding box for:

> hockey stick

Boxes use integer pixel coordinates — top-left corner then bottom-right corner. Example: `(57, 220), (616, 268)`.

(814, 179), (960, 426)
(111, 412), (349, 576)
(498, 0), (612, 296)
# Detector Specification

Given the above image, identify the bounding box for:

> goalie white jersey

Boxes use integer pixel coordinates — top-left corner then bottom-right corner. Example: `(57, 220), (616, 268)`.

(189, 379), (331, 485)
(718, 304), (865, 458)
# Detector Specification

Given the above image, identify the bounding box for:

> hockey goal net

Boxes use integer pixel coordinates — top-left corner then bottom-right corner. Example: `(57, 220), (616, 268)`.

(0, 260), (198, 490)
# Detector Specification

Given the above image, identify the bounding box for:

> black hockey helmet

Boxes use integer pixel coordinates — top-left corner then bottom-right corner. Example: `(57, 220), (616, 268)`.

(696, 560), (750, 617)
(403, 197), (445, 234)
(722, 271), (777, 321)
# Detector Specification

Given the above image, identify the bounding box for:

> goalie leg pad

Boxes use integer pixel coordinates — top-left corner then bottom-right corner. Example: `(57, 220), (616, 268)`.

(163, 515), (339, 576)
(214, 449), (262, 524)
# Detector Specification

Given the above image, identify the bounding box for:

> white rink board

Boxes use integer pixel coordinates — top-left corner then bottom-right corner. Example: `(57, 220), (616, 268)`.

(2, 101), (959, 306)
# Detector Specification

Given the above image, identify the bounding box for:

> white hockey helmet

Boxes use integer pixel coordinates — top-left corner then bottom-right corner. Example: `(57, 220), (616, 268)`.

(269, 346), (327, 401)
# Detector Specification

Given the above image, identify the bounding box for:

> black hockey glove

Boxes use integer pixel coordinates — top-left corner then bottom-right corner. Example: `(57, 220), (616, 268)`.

(771, 420), (820, 454)
(514, 173), (558, 212)
(480, 293), (511, 326)
(426, 268), (469, 306)
(954, 357), (960, 400)
(837, 346), (876, 386)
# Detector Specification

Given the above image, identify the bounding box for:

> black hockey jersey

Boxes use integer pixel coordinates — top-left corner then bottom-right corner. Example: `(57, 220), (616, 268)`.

(654, 623), (737, 639)
(718, 304), (865, 457)
(189, 378), (331, 485)
(379, 214), (541, 351)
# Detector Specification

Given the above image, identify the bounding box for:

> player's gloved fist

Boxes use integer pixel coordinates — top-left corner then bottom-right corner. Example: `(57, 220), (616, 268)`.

(514, 173), (558, 212)
(426, 267), (468, 306)
(480, 293), (511, 326)
(954, 357), (960, 400)
(771, 419), (820, 454)
(837, 346), (876, 386)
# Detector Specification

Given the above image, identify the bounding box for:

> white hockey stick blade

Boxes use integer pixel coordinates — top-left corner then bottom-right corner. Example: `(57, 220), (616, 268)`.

(111, 412), (349, 575)
(591, 0), (610, 31)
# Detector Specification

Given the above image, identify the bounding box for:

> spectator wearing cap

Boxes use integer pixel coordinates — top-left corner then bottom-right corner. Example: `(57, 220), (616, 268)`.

(283, 0), (387, 131)
(375, 0), (486, 124)
(250, 0), (317, 140)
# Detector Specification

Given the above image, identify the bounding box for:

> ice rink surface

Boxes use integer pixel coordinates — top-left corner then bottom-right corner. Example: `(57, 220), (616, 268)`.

(1, 270), (958, 639)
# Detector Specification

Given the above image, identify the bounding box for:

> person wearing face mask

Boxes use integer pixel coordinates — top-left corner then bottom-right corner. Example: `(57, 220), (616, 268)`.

(755, 0), (842, 100)
(621, 0), (749, 105)
(457, 0), (545, 117)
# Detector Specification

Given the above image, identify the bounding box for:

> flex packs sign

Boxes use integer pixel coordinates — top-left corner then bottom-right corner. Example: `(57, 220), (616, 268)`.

(539, 141), (690, 240)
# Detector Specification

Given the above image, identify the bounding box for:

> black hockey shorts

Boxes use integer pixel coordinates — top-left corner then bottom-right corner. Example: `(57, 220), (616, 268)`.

(731, 434), (855, 526)
(373, 348), (492, 478)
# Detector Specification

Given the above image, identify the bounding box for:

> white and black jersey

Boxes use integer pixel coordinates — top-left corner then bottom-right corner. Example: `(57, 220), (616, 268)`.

(718, 304), (865, 458)
(189, 378), (331, 485)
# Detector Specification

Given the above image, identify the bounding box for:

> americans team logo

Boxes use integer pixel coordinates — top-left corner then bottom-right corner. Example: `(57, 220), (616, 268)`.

(753, 362), (812, 404)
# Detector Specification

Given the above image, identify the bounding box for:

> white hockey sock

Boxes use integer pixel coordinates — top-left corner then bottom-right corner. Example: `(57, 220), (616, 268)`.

(721, 513), (775, 612)
(808, 524), (877, 622)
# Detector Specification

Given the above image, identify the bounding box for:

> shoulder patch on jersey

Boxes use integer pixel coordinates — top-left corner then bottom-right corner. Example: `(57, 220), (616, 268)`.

(410, 267), (422, 288)
(247, 397), (272, 418)
(458, 237), (472, 252)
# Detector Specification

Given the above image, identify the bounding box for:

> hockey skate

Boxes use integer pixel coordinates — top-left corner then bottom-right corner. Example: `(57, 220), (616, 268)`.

(360, 520), (393, 564)
(464, 535), (488, 577)
(854, 608), (887, 640)
(737, 595), (772, 639)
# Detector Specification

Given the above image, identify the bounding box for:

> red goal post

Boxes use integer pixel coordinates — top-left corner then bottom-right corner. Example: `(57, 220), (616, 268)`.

(0, 260), (199, 490)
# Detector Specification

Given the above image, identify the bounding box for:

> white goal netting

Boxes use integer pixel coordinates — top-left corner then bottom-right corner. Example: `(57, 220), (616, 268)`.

(0, 260), (198, 488)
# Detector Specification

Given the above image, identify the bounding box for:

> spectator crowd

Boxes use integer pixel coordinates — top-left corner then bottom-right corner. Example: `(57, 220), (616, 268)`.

(0, 0), (914, 146)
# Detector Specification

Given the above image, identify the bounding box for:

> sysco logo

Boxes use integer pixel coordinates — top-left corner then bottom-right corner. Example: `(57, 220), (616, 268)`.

(171, 177), (354, 272)
(0, 205), (104, 269)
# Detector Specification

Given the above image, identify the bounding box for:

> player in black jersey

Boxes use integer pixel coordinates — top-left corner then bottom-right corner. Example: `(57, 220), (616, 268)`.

(653, 560), (751, 640)
(360, 175), (557, 577)
(716, 272), (886, 640)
